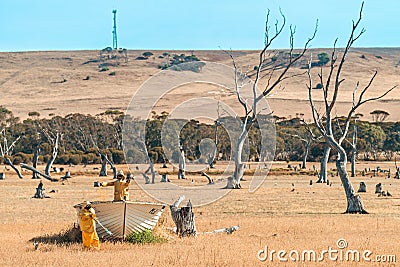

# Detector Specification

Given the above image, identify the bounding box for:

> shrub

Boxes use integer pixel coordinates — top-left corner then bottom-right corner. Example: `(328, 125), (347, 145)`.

(317, 53), (330, 65)
(12, 155), (23, 165)
(136, 56), (147, 60)
(28, 111), (40, 117)
(69, 154), (82, 165)
(170, 61), (206, 73)
(360, 54), (367, 59)
(315, 83), (323, 89)
(99, 67), (109, 72)
(109, 71), (116, 76)
(110, 149), (125, 164)
(83, 76), (90, 80)
(142, 51), (154, 58)
(126, 230), (166, 244)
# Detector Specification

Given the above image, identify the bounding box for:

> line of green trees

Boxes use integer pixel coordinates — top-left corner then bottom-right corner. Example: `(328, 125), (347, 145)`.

(1, 107), (399, 166)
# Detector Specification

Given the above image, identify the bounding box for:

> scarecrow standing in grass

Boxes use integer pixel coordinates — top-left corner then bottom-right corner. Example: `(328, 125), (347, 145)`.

(79, 201), (100, 250)
(100, 170), (131, 201)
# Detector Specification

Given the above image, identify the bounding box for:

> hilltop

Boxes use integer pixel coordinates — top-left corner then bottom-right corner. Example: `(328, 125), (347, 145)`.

(0, 48), (399, 121)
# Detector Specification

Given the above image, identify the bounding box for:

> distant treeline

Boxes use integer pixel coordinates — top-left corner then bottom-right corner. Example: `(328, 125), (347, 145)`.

(1, 107), (399, 165)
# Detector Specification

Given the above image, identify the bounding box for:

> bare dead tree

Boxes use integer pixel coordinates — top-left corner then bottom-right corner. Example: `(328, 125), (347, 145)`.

(307, 2), (396, 213)
(394, 158), (400, 179)
(143, 161), (156, 184)
(287, 120), (321, 169)
(317, 144), (331, 183)
(136, 135), (156, 184)
(350, 116), (358, 177)
(44, 132), (60, 176)
(32, 147), (41, 179)
(98, 150), (117, 178)
(0, 130), (23, 178)
(225, 9), (317, 188)
(207, 101), (222, 169)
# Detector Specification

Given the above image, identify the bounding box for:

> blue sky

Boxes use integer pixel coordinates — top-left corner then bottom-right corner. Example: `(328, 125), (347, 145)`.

(0, 0), (399, 52)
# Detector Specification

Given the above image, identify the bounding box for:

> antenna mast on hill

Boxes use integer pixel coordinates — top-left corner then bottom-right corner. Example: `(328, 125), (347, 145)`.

(112, 9), (118, 49)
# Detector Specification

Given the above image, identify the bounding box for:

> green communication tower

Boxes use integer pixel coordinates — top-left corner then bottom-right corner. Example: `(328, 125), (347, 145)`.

(112, 9), (118, 49)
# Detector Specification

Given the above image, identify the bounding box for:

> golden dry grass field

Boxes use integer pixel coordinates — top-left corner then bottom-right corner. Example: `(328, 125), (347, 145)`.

(1, 49), (400, 266)
(0, 161), (399, 266)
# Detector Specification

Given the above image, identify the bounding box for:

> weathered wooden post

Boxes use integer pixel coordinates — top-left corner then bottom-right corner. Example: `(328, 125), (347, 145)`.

(160, 174), (169, 182)
(142, 172), (150, 184)
(178, 146), (186, 179)
(357, 182), (366, 193)
(375, 183), (382, 194)
(170, 196), (196, 237)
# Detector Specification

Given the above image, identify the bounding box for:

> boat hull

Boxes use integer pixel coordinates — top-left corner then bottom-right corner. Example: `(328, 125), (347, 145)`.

(74, 201), (165, 239)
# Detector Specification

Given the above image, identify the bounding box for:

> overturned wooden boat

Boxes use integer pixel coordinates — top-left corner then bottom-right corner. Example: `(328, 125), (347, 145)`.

(74, 201), (165, 240)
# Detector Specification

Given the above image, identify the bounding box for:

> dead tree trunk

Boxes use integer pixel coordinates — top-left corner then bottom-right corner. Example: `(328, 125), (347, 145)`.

(351, 146), (357, 177)
(99, 153), (108, 176)
(301, 138), (311, 169)
(142, 172), (150, 184)
(99, 151), (117, 178)
(170, 196), (197, 237)
(351, 121), (357, 177)
(45, 133), (59, 176)
(5, 157), (23, 179)
(32, 147), (40, 179)
(178, 146), (186, 179)
(207, 119), (220, 169)
(336, 155), (368, 214)
(317, 144), (330, 183)
(394, 158), (400, 179)
(20, 163), (58, 182)
(226, 133), (245, 189)
(149, 161), (156, 184)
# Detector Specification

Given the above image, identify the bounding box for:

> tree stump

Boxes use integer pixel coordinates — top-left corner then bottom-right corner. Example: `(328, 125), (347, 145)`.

(33, 181), (49, 199)
(160, 174), (169, 182)
(375, 183), (382, 194)
(170, 196), (197, 237)
(357, 182), (366, 193)
(142, 173), (150, 184)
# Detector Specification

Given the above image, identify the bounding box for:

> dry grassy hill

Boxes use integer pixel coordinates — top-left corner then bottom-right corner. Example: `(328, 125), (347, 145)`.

(1, 48), (399, 121)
